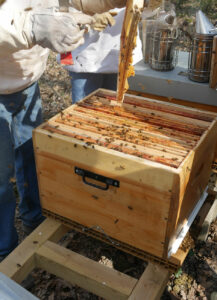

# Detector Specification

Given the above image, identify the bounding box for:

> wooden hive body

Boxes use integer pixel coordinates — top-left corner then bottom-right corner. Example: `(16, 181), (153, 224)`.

(33, 89), (217, 259)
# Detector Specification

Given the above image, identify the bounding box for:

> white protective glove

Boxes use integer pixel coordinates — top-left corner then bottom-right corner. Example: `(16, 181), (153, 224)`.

(29, 7), (94, 53)
(92, 11), (117, 31)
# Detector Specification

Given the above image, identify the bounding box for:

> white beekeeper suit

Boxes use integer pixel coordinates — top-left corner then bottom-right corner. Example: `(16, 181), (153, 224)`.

(60, 8), (143, 74)
(0, 0), (52, 94)
(0, 0), (128, 262)
(0, 0), (91, 94)
(0, 0), (127, 94)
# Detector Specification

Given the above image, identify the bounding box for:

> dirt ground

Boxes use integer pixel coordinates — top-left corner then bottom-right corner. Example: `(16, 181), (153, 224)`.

(12, 49), (217, 300)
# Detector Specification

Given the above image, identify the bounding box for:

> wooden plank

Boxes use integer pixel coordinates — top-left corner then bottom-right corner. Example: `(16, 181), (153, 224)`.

(121, 102), (211, 128)
(0, 219), (68, 283)
(45, 92), (215, 169)
(33, 128), (177, 188)
(128, 262), (170, 300)
(169, 195), (215, 266)
(36, 153), (169, 257)
(60, 109), (195, 151)
(123, 94), (217, 121)
(95, 89), (217, 119)
(73, 99), (207, 138)
(75, 96), (208, 135)
(45, 120), (184, 168)
(127, 90), (217, 162)
(178, 120), (217, 220)
(33, 89), (217, 261)
(166, 120), (217, 255)
(70, 104), (199, 147)
(127, 90), (217, 114)
(89, 93), (213, 126)
(169, 247), (189, 267)
(210, 35), (217, 89)
(36, 240), (137, 300)
(117, 0), (144, 101)
(55, 113), (189, 155)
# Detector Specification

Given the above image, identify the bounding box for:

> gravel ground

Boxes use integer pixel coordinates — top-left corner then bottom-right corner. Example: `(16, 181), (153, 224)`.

(14, 46), (217, 300)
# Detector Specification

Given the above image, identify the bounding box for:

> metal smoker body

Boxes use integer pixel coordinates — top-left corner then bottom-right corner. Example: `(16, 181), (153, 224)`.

(149, 25), (178, 71)
(188, 10), (217, 83)
(149, 8), (178, 71)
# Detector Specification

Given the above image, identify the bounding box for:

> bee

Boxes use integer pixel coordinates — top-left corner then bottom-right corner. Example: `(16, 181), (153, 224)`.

(172, 157), (178, 161)
(24, 7), (32, 11)
(9, 177), (16, 183)
(60, 111), (65, 119)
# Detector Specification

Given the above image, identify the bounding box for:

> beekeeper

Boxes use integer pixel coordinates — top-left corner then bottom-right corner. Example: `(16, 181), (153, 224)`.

(0, 0), (127, 262)
(59, 7), (143, 103)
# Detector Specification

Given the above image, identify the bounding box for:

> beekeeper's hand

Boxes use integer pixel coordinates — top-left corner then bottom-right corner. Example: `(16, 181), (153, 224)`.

(29, 8), (94, 53)
(92, 11), (117, 31)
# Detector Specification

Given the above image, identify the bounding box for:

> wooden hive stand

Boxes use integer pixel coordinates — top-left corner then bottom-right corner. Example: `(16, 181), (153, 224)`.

(0, 218), (170, 300)
(0, 192), (216, 300)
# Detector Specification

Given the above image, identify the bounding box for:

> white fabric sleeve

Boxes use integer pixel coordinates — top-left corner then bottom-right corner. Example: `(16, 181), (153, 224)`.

(0, 10), (33, 53)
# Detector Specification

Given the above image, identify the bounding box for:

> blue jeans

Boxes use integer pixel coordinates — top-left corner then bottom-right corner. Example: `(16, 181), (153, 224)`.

(0, 82), (44, 256)
(69, 72), (117, 103)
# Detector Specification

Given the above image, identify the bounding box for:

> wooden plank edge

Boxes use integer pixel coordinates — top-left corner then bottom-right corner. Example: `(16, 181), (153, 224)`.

(35, 240), (137, 300)
(127, 90), (217, 114)
(209, 35), (217, 89)
(170, 194), (216, 266)
(0, 218), (68, 282)
(128, 262), (170, 300)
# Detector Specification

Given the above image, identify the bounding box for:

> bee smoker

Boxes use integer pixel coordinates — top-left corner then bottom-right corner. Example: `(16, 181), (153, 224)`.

(149, 6), (179, 71)
(149, 26), (178, 71)
(188, 10), (217, 83)
(142, 19), (156, 63)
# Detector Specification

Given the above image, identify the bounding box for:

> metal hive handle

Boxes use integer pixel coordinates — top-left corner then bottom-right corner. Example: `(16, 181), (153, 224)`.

(75, 167), (120, 191)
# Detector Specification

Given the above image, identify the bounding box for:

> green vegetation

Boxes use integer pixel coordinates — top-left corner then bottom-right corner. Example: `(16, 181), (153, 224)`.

(171, 0), (217, 19)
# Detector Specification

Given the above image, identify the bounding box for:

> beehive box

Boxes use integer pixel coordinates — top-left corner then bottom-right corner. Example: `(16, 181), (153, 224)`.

(33, 89), (217, 259)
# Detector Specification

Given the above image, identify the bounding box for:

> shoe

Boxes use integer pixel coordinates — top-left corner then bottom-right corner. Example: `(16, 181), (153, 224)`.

(22, 223), (38, 235)
(22, 217), (45, 235)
